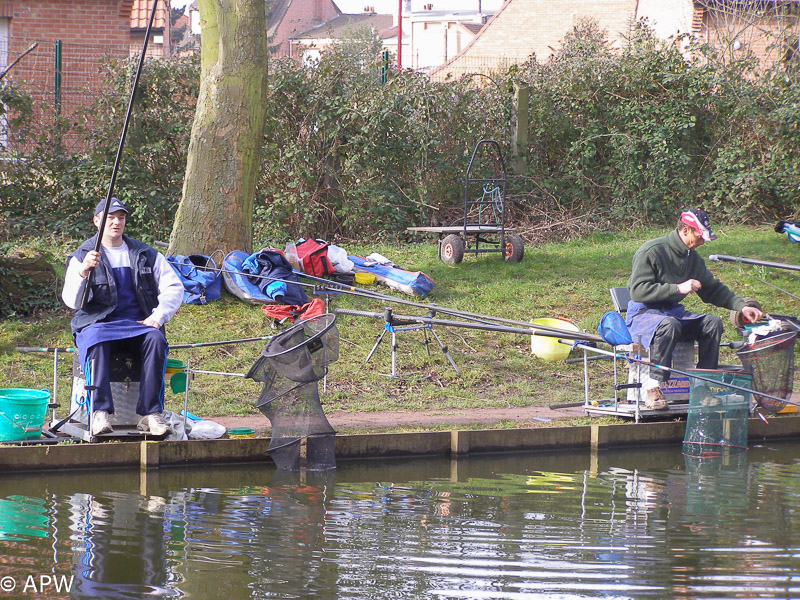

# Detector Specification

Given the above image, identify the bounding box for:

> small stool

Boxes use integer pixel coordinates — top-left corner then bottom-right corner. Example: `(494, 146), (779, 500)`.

(69, 352), (143, 426)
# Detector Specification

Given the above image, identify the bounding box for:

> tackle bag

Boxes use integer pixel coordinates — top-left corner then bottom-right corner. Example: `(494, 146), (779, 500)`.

(348, 254), (435, 298)
(261, 298), (326, 324)
(166, 254), (222, 305)
(242, 249), (309, 305)
(775, 220), (800, 243)
(295, 238), (335, 277)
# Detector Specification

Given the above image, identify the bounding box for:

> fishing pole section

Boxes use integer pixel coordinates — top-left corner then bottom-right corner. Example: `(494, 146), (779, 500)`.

(79, 0), (160, 308)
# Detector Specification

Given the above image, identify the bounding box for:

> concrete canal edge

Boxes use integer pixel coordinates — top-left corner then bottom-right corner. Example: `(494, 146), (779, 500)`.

(1, 416), (799, 473)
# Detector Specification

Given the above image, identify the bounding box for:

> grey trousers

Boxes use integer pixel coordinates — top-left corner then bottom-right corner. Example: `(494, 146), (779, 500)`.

(649, 315), (723, 382)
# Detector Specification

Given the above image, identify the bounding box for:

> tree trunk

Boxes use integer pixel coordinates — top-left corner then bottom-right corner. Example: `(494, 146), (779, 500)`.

(169, 0), (268, 256)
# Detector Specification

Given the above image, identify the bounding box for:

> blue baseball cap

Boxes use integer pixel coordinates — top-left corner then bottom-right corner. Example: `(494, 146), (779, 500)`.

(94, 197), (129, 216)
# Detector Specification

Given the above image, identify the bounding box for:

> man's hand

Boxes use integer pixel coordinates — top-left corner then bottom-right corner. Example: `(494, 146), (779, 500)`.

(741, 305), (763, 324)
(139, 316), (161, 329)
(79, 250), (101, 278)
(677, 279), (702, 295)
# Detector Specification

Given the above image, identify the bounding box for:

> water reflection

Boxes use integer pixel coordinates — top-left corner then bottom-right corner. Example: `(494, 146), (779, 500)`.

(0, 445), (798, 598)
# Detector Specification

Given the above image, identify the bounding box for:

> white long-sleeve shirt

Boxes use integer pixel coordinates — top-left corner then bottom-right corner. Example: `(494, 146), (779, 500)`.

(62, 242), (184, 327)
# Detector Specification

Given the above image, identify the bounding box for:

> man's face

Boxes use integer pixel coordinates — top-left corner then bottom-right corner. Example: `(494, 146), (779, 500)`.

(684, 226), (705, 250)
(94, 210), (126, 243)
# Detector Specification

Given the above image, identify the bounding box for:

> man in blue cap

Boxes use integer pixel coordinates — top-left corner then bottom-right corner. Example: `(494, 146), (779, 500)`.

(626, 209), (762, 409)
(62, 198), (184, 436)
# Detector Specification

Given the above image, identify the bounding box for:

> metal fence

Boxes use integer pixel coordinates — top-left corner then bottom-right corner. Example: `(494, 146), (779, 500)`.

(1, 36), (133, 153)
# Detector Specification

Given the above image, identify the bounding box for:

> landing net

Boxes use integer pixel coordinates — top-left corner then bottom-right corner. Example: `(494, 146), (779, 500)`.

(735, 330), (796, 414)
(246, 313), (339, 470)
(683, 369), (751, 458)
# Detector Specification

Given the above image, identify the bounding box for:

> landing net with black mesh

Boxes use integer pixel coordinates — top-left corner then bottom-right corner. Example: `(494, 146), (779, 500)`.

(735, 330), (796, 414)
(246, 314), (339, 470)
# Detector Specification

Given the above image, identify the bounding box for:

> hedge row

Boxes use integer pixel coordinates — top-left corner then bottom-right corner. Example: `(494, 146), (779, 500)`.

(1, 20), (798, 246)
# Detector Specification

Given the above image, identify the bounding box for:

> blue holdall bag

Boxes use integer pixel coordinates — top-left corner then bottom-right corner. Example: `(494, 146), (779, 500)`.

(166, 254), (222, 305)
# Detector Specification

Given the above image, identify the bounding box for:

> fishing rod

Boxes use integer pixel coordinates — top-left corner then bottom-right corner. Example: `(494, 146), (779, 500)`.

(170, 336), (271, 350)
(709, 254), (800, 304)
(15, 335), (271, 354)
(80, 0), (160, 309)
(335, 308), (605, 343)
(709, 254), (800, 273)
(14, 346), (75, 354)
(296, 269), (595, 335)
(0, 42), (38, 83)
(569, 340), (796, 409)
(170, 259), (589, 335)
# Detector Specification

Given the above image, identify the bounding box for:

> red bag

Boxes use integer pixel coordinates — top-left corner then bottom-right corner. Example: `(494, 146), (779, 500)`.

(261, 298), (326, 323)
(295, 239), (335, 277)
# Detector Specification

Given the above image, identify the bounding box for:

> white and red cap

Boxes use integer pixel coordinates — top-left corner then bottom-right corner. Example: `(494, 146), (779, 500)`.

(680, 209), (716, 242)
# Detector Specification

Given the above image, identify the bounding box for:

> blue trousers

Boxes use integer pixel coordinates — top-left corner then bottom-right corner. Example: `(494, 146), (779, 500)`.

(84, 329), (167, 415)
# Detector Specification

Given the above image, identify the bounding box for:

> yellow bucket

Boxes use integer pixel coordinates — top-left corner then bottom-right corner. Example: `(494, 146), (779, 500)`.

(354, 272), (375, 285)
(530, 318), (580, 361)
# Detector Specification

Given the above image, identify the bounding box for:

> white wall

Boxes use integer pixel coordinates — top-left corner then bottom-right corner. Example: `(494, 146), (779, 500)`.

(0, 18), (8, 71)
(0, 18), (8, 150)
(636, 0), (695, 38)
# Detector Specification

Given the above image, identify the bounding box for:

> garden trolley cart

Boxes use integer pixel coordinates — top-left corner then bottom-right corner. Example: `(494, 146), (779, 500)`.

(408, 139), (524, 264)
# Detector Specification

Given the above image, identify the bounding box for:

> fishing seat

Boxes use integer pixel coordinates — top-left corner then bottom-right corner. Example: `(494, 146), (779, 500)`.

(69, 351), (143, 427)
(610, 287), (694, 405)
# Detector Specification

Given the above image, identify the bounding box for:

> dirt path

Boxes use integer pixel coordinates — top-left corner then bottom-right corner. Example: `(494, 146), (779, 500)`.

(210, 404), (586, 435)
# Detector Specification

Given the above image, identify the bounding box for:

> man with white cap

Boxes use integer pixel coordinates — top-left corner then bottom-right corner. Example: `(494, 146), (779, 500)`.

(62, 198), (184, 436)
(626, 208), (763, 409)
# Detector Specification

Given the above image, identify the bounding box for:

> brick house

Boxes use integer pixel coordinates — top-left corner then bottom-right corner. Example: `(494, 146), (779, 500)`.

(289, 11), (394, 64)
(430, 0), (799, 81)
(267, 0), (341, 57)
(0, 0), (169, 150)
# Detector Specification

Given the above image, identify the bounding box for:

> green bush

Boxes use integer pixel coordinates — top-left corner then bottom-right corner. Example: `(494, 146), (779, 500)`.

(3, 20), (799, 247)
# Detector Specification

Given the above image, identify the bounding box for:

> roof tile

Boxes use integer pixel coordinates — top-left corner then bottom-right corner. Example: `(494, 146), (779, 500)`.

(130, 0), (168, 30)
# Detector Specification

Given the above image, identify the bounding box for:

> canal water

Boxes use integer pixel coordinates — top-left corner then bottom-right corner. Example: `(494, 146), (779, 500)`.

(2, 442), (800, 599)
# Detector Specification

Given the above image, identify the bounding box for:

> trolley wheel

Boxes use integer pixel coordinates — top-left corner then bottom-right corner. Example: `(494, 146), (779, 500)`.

(503, 233), (524, 262)
(440, 234), (465, 264)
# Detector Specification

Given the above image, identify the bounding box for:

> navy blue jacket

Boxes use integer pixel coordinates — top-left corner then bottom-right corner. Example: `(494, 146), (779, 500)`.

(68, 235), (160, 334)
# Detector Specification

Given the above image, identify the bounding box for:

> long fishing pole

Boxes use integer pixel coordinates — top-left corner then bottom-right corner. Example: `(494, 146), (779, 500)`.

(79, 0), (160, 309)
(570, 340), (796, 408)
(15, 335), (270, 354)
(170, 336), (271, 349)
(709, 254), (800, 303)
(335, 308), (605, 343)
(177, 260), (589, 335)
(709, 254), (800, 273)
(296, 270), (557, 330)
(0, 42), (38, 83)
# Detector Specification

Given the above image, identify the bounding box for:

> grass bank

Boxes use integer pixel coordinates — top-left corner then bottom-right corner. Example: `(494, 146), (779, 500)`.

(2, 225), (798, 427)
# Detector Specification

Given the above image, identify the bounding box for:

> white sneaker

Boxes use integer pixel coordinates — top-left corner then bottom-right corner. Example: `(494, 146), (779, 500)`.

(138, 413), (170, 436)
(91, 410), (113, 436)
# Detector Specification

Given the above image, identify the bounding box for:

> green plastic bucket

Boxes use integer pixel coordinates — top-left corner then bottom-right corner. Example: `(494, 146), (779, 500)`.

(228, 427), (254, 439)
(165, 359), (187, 394)
(0, 388), (50, 441)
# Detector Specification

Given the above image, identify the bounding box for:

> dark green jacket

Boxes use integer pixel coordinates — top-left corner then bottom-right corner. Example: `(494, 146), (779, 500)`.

(627, 230), (746, 312)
